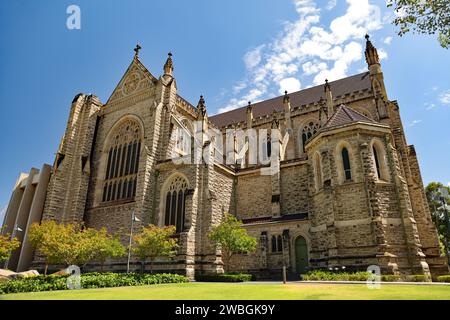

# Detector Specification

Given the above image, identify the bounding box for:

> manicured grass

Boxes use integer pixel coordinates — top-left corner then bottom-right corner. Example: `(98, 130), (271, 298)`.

(1, 282), (449, 300)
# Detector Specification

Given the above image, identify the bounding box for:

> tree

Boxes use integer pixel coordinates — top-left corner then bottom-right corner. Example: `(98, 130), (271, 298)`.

(387, 0), (450, 48)
(208, 214), (257, 272)
(425, 182), (450, 256)
(95, 234), (126, 271)
(133, 224), (178, 273)
(0, 233), (20, 264)
(29, 220), (126, 273)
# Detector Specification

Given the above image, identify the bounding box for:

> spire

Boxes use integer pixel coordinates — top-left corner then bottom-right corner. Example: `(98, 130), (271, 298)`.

(163, 52), (173, 77)
(324, 79), (330, 92)
(246, 101), (253, 113)
(134, 44), (142, 58)
(324, 79), (333, 119)
(246, 101), (253, 128)
(365, 34), (379, 67)
(197, 95), (207, 118)
(283, 90), (290, 103)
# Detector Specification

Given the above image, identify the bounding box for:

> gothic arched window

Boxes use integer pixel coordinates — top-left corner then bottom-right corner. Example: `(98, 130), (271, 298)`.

(102, 119), (141, 203)
(341, 147), (352, 181)
(164, 175), (188, 233)
(301, 122), (320, 152)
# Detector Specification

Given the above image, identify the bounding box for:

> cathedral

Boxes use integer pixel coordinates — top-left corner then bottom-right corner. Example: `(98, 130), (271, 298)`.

(3, 36), (448, 278)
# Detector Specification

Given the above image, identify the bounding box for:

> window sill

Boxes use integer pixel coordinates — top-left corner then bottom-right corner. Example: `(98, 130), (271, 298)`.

(98, 198), (136, 208)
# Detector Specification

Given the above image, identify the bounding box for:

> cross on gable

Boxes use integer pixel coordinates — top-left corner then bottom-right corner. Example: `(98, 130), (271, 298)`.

(134, 44), (142, 57)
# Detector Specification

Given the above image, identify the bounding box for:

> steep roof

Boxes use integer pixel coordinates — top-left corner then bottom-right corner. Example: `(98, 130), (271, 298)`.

(322, 104), (376, 130)
(209, 71), (372, 128)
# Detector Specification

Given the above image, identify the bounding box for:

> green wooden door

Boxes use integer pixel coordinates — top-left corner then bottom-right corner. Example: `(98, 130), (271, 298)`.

(295, 236), (308, 274)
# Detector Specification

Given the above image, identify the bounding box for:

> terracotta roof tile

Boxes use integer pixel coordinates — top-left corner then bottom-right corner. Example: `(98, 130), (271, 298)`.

(322, 104), (376, 129)
(209, 72), (371, 128)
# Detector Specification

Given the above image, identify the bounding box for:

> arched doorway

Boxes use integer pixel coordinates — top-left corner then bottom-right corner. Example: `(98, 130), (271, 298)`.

(295, 236), (308, 274)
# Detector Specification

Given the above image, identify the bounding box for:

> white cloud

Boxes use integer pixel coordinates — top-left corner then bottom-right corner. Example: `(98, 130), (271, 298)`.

(243, 45), (265, 70)
(439, 90), (450, 104)
(279, 77), (301, 94)
(378, 48), (388, 60)
(326, 0), (337, 10)
(220, 0), (384, 112)
(447, 182), (450, 187)
(383, 36), (393, 45)
(407, 119), (422, 127)
(425, 102), (436, 110)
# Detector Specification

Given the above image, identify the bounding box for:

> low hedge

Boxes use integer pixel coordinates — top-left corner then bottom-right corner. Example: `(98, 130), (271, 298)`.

(0, 272), (188, 295)
(436, 275), (450, 283)
(196, 273), (254, 282)
(301, 271), (370, 281)
(301, 271), (430, 282)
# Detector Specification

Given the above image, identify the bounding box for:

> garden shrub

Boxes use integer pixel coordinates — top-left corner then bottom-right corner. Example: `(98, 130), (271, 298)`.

(0, 272), (188, 294)
(404, 275), (429, 282)
(302, 271), (431, 282)
(436, 275), (450, 283)
(380, 275), (401, 282)
(195, 273), (254, 282)
(301, 271), (371, 281)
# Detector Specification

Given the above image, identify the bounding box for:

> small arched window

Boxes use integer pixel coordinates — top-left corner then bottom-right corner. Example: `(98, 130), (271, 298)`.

(341, 147), (352, 181)
(102, 120), (141, 203)
(301, 122), (320, 152)
(164, 175), (188, 233)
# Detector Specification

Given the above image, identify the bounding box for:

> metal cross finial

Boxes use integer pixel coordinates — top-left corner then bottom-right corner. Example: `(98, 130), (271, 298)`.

(134, 44), (142, 57)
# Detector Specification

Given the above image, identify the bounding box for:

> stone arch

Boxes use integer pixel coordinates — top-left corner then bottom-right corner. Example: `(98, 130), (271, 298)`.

(94, 115), (145, 207)
(370, 137), (390, 181)
(290, 231), (311, 273)
(158, 172), (190, 232)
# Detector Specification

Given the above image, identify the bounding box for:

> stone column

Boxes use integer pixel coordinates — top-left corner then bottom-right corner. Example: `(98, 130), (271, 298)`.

(17, 164), (52, 272)
(7, 168), (39, 271)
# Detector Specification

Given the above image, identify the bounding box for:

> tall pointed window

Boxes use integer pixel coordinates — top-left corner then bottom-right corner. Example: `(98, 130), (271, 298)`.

(164, 175), (188, 233)
(373, 146), (381, 179)
(371, 140), (388, 181)
(341, 147), (352, 181)
(102, 119), (141, 203)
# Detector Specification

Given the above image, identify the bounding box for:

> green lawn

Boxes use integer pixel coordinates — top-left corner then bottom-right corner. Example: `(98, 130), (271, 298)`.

(1, 282), (450, 300)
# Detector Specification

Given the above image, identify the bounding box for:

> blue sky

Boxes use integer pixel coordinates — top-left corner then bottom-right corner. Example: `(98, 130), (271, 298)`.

(0, 0), (449, 220)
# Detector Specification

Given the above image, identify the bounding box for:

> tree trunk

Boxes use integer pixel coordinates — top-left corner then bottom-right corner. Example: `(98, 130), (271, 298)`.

(148, 259), (153, 274)
(44, 264), (48, 276)
(140, 260), (145, 274)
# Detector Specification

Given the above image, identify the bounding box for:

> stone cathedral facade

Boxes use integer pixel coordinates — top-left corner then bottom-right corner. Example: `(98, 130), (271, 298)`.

(4, 36), (448, 278)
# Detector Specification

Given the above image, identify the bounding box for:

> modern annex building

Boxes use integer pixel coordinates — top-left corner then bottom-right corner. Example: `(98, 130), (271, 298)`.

(2, 36), (448, 278)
